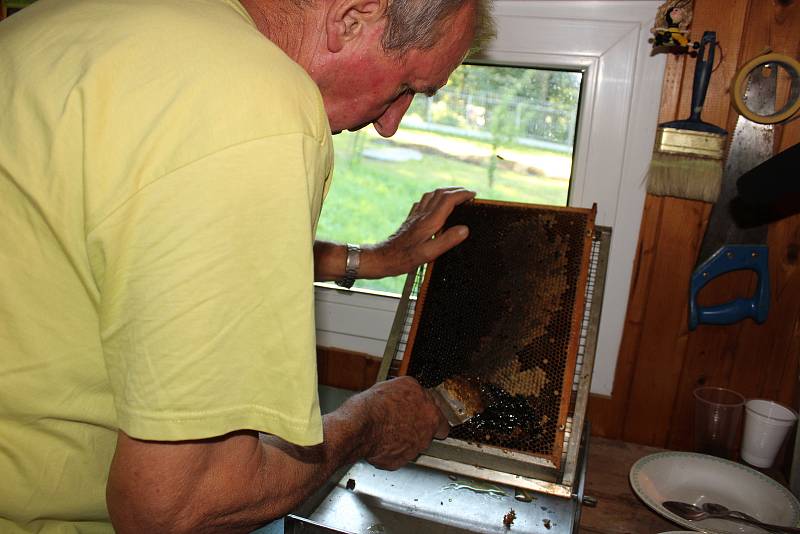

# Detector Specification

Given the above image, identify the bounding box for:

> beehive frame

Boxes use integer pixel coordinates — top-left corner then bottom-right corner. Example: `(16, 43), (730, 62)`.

(397, 200), (596, 471)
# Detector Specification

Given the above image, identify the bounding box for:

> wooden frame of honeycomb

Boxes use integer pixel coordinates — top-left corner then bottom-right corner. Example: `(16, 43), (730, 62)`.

(399, 199), (596, 469)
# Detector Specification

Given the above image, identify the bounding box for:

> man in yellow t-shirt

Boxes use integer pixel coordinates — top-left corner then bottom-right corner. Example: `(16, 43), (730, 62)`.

(0, 0), (494, 531)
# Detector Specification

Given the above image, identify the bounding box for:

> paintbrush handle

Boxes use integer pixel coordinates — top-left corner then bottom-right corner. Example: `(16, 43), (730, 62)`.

(689, 31), (717, 122)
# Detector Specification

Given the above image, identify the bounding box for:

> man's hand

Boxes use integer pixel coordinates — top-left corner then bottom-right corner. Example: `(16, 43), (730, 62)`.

(360, 187), (476, 279)
(313, 187), (475, 282)
(355, 376), (449, 470)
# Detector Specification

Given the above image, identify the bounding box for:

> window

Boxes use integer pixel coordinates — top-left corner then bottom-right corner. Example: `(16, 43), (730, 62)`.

(316, 64), (582, 294)
(315, 1), (667, 396)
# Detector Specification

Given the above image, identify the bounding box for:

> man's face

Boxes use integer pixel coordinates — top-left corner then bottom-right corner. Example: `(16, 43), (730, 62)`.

(322, 3), (476, 137)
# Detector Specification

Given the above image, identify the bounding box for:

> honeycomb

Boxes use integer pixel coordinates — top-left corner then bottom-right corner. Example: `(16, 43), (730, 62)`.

(400, 200), (595, 467)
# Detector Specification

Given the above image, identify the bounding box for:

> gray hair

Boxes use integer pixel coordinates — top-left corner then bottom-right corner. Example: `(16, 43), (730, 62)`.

(382, 0), (495, 56)
(287, 0), (495, 56)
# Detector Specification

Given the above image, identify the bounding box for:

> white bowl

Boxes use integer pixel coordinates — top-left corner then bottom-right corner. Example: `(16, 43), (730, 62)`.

(630, 451), (800, 533)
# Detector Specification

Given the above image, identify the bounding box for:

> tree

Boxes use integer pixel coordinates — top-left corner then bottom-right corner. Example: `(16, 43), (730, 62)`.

(485, 83), (522, 187)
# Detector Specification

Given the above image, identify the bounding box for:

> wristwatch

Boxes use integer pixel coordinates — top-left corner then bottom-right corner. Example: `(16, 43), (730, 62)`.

(335, 243), (361, 289)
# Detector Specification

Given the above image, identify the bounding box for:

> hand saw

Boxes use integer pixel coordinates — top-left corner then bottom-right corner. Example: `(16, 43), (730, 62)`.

(688, 62), (778, 330)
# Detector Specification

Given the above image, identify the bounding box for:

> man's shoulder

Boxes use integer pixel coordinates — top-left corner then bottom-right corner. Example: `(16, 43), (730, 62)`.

(54, 0), (311, 89)
(80, 0), (325, 135)
(133, 0), (322, 119)
(107, 0), (305, 77)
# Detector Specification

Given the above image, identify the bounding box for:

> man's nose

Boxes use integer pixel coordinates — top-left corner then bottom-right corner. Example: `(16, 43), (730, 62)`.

(373, 93), (414, 138)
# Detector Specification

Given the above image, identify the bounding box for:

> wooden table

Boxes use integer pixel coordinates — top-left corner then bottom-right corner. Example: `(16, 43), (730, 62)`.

(579, 437), (677, 533)
(578, 436), (794, 533)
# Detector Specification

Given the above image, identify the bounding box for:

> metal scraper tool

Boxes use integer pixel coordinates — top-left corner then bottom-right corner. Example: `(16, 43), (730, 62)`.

(689, 62), (777, 329)
(428, 376), (486, 427)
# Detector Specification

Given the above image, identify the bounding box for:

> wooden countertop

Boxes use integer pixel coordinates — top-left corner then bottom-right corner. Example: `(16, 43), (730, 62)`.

(580, 437), (677, 533)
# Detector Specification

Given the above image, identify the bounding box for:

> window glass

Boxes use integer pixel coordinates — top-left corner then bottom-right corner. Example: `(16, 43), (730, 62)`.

(317, 64), (582, 293)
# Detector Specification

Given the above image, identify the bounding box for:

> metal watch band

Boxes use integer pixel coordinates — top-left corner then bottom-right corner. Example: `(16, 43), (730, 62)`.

(335, 243), (361, 289)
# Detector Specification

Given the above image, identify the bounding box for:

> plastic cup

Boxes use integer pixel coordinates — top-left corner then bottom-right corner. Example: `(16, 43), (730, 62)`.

(741, 399), (798, 468)
(693, 386), (745, 459)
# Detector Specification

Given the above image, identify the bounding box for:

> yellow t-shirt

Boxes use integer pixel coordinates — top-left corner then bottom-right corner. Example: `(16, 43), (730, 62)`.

(0, 0), (333, 531)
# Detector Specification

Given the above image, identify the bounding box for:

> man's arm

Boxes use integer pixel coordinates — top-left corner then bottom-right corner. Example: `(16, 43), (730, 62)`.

(314, 187), (476, 281)
(107, 377), (447, 534)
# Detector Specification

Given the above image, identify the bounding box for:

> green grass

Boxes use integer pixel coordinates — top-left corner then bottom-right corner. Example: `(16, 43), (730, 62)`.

(397, 123), (572, 164)
(317, 129), (571, 293)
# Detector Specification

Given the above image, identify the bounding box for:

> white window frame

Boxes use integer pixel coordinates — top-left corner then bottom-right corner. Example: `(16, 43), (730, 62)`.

(315, 0), (666, 396)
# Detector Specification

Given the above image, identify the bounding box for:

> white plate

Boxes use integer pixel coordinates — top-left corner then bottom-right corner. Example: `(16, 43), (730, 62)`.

(629, 451), (800, 534)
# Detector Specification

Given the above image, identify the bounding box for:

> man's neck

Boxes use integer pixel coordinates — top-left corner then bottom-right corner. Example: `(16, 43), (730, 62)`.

(239, 0), (323, 72)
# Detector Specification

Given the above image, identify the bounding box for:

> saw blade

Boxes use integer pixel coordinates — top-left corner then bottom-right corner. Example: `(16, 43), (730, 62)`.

(696, 63), (777, 265)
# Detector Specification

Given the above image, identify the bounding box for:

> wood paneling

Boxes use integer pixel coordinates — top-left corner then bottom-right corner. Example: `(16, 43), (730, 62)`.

(590, 0), (800, 462)
(621, 197), (710, 445)
(316, 347), (381, 392)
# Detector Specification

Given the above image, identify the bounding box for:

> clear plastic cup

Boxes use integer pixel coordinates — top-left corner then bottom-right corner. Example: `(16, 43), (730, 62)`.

(693, 386), (745, 459)
(741, 399), (798, 468)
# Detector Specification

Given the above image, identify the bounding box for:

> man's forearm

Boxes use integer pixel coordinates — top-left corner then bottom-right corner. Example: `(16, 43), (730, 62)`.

(108, 378), (445, 534)
(107, 396), (374, 534)
(252, 396), (373, 520)
(313, 240), (348, 281)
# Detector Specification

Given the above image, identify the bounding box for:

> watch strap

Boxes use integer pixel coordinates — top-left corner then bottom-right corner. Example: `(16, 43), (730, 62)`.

(335, 243), (361, 289)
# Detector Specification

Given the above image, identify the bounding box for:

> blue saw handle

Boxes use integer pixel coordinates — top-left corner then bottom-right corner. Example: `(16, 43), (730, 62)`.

(689, 245), (770, 330)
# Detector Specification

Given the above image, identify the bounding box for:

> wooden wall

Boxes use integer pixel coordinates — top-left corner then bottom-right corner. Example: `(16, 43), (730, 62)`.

(587, 0), (800, 452)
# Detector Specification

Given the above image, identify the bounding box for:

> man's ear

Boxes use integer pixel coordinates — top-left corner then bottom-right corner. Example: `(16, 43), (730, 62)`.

(326, 0), (388, 53)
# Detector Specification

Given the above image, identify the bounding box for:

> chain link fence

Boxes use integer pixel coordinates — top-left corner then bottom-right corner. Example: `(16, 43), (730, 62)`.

(406, 87), (578, 153)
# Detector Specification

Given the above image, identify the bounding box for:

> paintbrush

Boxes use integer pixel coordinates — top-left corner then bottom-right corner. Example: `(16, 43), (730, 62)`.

(647, 31), (727, 202)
